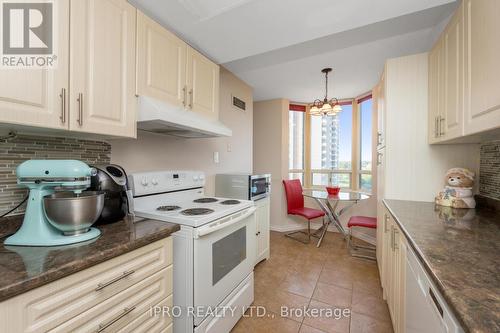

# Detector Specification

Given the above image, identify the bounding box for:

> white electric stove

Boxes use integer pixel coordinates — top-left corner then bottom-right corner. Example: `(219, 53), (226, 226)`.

(129, 171), (256, 333)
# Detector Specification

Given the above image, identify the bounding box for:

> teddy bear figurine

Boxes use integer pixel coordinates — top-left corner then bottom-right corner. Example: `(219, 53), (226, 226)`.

(435, 168), (476, 209)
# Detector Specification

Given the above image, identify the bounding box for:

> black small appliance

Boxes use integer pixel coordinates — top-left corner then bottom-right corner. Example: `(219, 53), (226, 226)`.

(90, 164), (134, 224)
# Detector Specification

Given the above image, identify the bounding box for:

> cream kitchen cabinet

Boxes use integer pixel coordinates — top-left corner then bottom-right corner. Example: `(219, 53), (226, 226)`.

(428, 37), (446, 143)
(375, 72), (386, 150)
(186, 47), (220, 120)
(255, 197), (270, 265)
(380, 206), (406, 333)
(136, 12), (220, 121)
(429, 0), (500, 142)
(429, 4), (465, 143)
(0, 0), (137, 138)
(464, 0), (500, 135)
(0, 238), (173, 333)
(443, 5), (465, 141)
(0, 0), (69, 131)
(136, 11), (187, 109)
(70, 0), (137, 138)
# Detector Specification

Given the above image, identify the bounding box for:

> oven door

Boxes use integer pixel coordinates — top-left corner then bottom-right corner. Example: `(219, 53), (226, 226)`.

(250, 175), (270, 201)
(193, 207), (256, 326)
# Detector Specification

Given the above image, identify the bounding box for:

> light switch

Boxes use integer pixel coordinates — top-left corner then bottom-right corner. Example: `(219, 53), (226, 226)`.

(213, 151), (219, 164)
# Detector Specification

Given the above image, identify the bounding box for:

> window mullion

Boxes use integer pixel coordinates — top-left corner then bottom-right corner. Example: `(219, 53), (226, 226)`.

(304, 105), (312, 188)
(352, 100), (360, 190)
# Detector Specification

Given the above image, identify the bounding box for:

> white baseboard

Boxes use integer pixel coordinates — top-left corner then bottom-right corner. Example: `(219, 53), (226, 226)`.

(270, 223), (376, 246)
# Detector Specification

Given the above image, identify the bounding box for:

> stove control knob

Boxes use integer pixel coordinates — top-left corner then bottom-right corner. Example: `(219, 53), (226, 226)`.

(199, 175), (205, 181)
(141, 178), (149, 186)
(151, 178), (158, 186)
(193, 175), (199, 181)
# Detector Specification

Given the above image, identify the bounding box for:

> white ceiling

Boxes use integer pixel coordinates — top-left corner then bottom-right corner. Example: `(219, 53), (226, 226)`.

(131, 0), (458, 101)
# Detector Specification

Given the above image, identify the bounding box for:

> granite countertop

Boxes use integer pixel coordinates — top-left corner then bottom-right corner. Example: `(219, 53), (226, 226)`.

(0, 215), (179, 302)
(383, 199), (500, 333)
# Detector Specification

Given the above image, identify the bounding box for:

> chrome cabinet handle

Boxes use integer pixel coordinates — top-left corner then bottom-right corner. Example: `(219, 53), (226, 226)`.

(77, 93), (83, 126)
(377, 152), (383, 166)
(377, 132), (382, 145)
(384, 214), (389, 232)
(439, 117), (445, 136)
(59, 88), (66, 124)
(182, 86), (187, 107)
(97, 306), (136, 332)
(188, 89), (193, 109)
(95, 270), (135, 291)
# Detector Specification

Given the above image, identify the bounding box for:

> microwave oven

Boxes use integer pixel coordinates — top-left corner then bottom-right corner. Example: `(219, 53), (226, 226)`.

(215, 173), (271, 201)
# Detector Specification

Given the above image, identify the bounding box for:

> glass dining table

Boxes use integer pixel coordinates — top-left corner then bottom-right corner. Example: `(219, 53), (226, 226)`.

(302, 190), (370, 247)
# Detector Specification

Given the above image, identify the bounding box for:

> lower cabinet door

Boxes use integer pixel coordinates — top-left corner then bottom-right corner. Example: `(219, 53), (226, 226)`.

(52, 266), (172, 333)
(255, 198), (270, 264)
(118, 295), (173, 333)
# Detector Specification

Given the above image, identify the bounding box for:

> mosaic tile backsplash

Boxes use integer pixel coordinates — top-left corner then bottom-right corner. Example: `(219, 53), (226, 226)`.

(479, 140), (500, 200)
(0, 134), (111, 215)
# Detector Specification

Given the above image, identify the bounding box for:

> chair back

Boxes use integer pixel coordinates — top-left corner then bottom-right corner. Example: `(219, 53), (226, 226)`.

(283, 179), (304, 213)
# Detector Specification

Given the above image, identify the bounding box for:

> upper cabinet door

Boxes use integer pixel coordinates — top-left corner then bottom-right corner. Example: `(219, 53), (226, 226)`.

(443, 5), (464, 140)
(186, 48), (220, 120)
(136, 11), (187, 108)
(465, 0), (500, 134)
(70, 0), (137, 138)
(428, 41), (441, 143)
(377, 72), (386, 149)
(0, 0), (69, 130)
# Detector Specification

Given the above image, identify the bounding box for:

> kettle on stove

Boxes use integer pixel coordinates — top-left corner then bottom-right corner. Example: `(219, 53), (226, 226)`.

(90, 164), (134, 224)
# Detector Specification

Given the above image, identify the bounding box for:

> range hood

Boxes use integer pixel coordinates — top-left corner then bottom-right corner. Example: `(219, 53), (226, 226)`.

(137, 96), (232, 138)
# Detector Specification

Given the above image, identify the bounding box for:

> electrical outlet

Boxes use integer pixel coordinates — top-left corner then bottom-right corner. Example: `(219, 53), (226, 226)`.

(213, 151), (219, 164)
(227, 143), (232, 152)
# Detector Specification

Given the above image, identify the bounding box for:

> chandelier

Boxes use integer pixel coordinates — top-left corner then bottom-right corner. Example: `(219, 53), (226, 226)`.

(310, 68), (342, 116)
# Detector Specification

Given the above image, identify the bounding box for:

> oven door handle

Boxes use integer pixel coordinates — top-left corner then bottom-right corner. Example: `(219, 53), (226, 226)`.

(195, 207), (256, 238)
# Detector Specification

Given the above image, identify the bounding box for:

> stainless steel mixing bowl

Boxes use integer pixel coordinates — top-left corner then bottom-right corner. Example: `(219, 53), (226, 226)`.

(43, 191), (105, 236)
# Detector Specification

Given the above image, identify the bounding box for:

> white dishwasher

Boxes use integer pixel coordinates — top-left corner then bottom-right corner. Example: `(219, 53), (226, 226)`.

(405, 246), (463, 333)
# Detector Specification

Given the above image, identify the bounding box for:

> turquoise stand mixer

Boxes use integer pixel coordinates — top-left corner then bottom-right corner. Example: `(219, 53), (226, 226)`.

(4, 160), (103, 246)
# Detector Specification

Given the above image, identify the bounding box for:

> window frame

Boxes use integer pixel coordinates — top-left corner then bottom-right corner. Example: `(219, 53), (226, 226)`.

(288, 93), (373, 193)
(288, 104), (306, 184)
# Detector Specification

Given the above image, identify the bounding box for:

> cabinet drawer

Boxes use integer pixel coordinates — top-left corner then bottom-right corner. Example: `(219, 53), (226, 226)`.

(50, 266), (173, 332)
(118, 295), (173, 333)
(0, 238), (172, 333)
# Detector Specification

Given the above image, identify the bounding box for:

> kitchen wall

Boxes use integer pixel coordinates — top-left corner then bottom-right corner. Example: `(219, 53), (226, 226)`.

(110, 67), (253, 195)
(479, 140), (500, 199)
(0, 134), (110, 215)
(253, 99), (290, 231)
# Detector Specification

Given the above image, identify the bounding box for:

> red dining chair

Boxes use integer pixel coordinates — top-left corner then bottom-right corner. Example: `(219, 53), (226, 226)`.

(283, 179), (325, 244)
(347, 216), (377, 260)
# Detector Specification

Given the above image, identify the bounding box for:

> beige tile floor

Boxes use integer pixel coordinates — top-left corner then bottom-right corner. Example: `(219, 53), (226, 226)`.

(232, 231), (394, 333)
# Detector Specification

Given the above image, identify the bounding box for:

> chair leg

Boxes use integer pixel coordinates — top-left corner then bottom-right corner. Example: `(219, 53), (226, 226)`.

(285, 219), (321, 244)
(348, 226), (377, 260)
(308, 219), (311, 242)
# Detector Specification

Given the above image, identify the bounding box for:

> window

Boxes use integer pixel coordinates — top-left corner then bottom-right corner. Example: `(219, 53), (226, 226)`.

(310, 104), (352, 188)
(359, 97), (373, 191)
(288, 105), (305, 184)
(288, 95), (373, 193)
